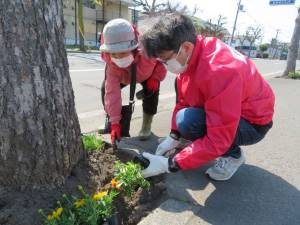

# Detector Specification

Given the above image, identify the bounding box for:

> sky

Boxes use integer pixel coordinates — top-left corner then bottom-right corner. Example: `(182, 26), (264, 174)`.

(161, 0), (299, 43)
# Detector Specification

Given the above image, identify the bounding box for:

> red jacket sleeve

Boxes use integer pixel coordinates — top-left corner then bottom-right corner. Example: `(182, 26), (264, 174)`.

(174, 73), (243, 170)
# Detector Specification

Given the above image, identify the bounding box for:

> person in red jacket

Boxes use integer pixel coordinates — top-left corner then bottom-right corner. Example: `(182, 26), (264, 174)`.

(139, 13), (275, 181)
(98, 18), (167, 144)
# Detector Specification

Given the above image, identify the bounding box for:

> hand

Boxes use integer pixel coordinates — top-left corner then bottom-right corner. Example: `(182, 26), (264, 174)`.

(156, 135), (180, 156)
(111, 123), (121, 144)
(146, 77), (159, 92)
(141, 153), (169, 178)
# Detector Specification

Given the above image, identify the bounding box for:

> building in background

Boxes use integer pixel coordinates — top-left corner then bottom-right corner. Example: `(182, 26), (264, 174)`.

(229, 36), (258, 58)
(63, 0), (137, 47)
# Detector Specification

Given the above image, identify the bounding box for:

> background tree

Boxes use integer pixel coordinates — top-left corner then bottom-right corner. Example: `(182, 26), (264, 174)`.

(133, 0), (166, 16)
(246, 26), (263, 57)
(283, 8), (300, 76)
(78, 0), (85, 51)
(91, 0), (106, 32)
(0, 0), (84, 190)
(236, 29), (251, 50)
(133, 0), (198, 17)
(259, 43), (269, 53)
(200, 15), (228, 40)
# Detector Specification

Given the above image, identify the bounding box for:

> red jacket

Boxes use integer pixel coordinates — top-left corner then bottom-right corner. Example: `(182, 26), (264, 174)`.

(101, 50), (166, 124)
(173, 36), (275, 170)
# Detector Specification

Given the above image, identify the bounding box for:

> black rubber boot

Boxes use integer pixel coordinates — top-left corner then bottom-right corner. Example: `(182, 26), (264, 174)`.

(98, 114), (111, 134)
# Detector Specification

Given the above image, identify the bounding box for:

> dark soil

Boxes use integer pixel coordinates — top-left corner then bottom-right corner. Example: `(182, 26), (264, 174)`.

(0, 146), (166, 225)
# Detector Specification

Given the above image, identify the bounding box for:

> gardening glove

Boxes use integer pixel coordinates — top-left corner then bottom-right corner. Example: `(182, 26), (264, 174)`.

(156, 135), (180, 156)
(141, 153), (169, 178)
(146, 77), (159, 92)
(111, 123), (121, 144)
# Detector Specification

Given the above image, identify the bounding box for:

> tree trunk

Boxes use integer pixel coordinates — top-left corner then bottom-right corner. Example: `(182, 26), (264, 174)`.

(283, 8), (300, 76)
(0, 0), (84, 190)
(78, 0), (85, 51)
(75, 0), (78, 45)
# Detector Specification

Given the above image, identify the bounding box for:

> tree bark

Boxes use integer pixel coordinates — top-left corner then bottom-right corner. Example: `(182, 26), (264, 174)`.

(0, 0), (84, 190)
(283, 8), (300, 76)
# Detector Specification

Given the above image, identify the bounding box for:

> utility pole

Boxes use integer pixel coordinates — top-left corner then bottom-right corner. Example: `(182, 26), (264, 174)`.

(230, 0), (242, 46)
(273, 29), (280, 59)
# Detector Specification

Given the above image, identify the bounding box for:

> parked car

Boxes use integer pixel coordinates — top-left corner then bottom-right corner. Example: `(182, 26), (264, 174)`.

(280, 52), (288, 60)
(256, 52), (262, 58)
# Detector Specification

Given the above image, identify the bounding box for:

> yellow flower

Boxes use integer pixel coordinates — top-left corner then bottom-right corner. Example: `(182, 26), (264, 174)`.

(47, 214), (54, 221)
(52, 207), (63, 219)
(111, 178), (121, 189)
(74, 199), (85, 208)
(92, 191), (107, 201)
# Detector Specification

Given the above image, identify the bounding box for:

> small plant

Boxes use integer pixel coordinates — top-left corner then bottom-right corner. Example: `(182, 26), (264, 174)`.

(288, 71), (300, 79)
(39, 186), (118, 225)
(74, 186), (118, 225)
(82, 134), (104, 151)
(113, 161), (150, 197)
(39, 161), (151, 224)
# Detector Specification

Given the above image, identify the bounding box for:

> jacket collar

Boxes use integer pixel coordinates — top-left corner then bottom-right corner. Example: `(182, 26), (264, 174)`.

(183, 35), (203, 75)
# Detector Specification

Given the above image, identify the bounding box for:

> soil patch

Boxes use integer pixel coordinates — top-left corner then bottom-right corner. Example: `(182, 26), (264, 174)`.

(0, 147), (166, 225)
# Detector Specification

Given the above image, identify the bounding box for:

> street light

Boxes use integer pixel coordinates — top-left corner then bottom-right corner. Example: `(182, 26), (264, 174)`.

(230, 0), (245, 46)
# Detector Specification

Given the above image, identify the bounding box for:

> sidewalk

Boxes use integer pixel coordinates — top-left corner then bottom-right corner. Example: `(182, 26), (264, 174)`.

(102, 78), (300, 225)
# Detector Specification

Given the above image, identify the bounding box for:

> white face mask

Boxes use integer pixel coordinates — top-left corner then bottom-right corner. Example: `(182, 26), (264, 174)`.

(164, 46), (190, 74)
(111, 54), (134, 68)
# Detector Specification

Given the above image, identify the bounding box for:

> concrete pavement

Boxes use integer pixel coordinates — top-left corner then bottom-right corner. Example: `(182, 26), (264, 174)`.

(99, 78), (300, 225)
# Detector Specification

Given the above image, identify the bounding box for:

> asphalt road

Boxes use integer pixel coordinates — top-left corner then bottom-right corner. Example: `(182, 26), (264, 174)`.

(67, 52), (299, 133)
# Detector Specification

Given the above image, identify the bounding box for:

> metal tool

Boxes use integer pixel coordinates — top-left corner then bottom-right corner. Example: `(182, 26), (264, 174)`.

(112, 139), (150, 169)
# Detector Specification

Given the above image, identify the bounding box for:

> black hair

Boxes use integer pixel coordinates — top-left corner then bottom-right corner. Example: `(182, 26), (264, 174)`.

(140, 13), (197, 58)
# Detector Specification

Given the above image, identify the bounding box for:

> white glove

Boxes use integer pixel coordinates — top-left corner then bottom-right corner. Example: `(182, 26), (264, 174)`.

(155, 136), (180, 156)
(142, 153), (169, 178)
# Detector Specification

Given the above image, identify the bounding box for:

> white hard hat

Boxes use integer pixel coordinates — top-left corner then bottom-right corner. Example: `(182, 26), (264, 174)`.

(100, 18), (138, 53)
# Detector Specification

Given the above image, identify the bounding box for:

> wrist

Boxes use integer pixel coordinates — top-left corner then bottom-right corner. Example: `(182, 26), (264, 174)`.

(170, 130), (180, 141)
(168, 156), (181, 173)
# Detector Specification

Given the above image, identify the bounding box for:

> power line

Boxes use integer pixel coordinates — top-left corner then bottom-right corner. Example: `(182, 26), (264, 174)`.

(243, 9), (292, 40)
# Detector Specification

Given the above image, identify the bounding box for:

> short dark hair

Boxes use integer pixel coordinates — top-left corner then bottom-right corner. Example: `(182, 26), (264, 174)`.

(140, 13), (197, 58)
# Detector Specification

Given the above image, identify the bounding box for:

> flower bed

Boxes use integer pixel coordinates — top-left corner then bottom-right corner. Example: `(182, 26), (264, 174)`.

(0, 136), (166, 225)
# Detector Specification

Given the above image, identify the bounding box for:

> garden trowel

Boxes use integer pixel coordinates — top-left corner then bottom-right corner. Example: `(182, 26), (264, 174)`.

(113, 139), (150, 169)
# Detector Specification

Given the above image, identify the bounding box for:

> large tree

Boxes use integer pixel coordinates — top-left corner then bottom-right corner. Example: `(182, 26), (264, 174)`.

(0, 0), (84, 190)
(283, 8), (300, 76)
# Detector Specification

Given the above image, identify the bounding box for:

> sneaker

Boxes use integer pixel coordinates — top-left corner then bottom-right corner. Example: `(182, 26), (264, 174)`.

(206, 151), (245, 181)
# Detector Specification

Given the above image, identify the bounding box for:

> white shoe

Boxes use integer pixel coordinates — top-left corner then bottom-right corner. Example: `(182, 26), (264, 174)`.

(206, 151), (245, 181)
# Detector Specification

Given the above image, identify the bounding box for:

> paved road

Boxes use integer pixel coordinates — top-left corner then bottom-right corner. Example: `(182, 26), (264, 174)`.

(67, 52), (299, 133)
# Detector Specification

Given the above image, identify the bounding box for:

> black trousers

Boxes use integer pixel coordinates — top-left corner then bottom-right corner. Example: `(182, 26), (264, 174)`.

(101, 78), (160, 116)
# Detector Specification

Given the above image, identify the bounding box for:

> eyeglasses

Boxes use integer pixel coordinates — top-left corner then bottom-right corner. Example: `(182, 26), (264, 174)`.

(156, 47), (182, 65)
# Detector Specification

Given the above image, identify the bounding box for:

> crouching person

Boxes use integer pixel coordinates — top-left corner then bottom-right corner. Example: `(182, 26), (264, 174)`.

(139, 14), (275, 181)
(99, 18), (167, 144)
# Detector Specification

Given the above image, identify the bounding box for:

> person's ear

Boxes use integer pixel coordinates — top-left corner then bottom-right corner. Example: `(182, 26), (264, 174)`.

(181, 41), (194, 55)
